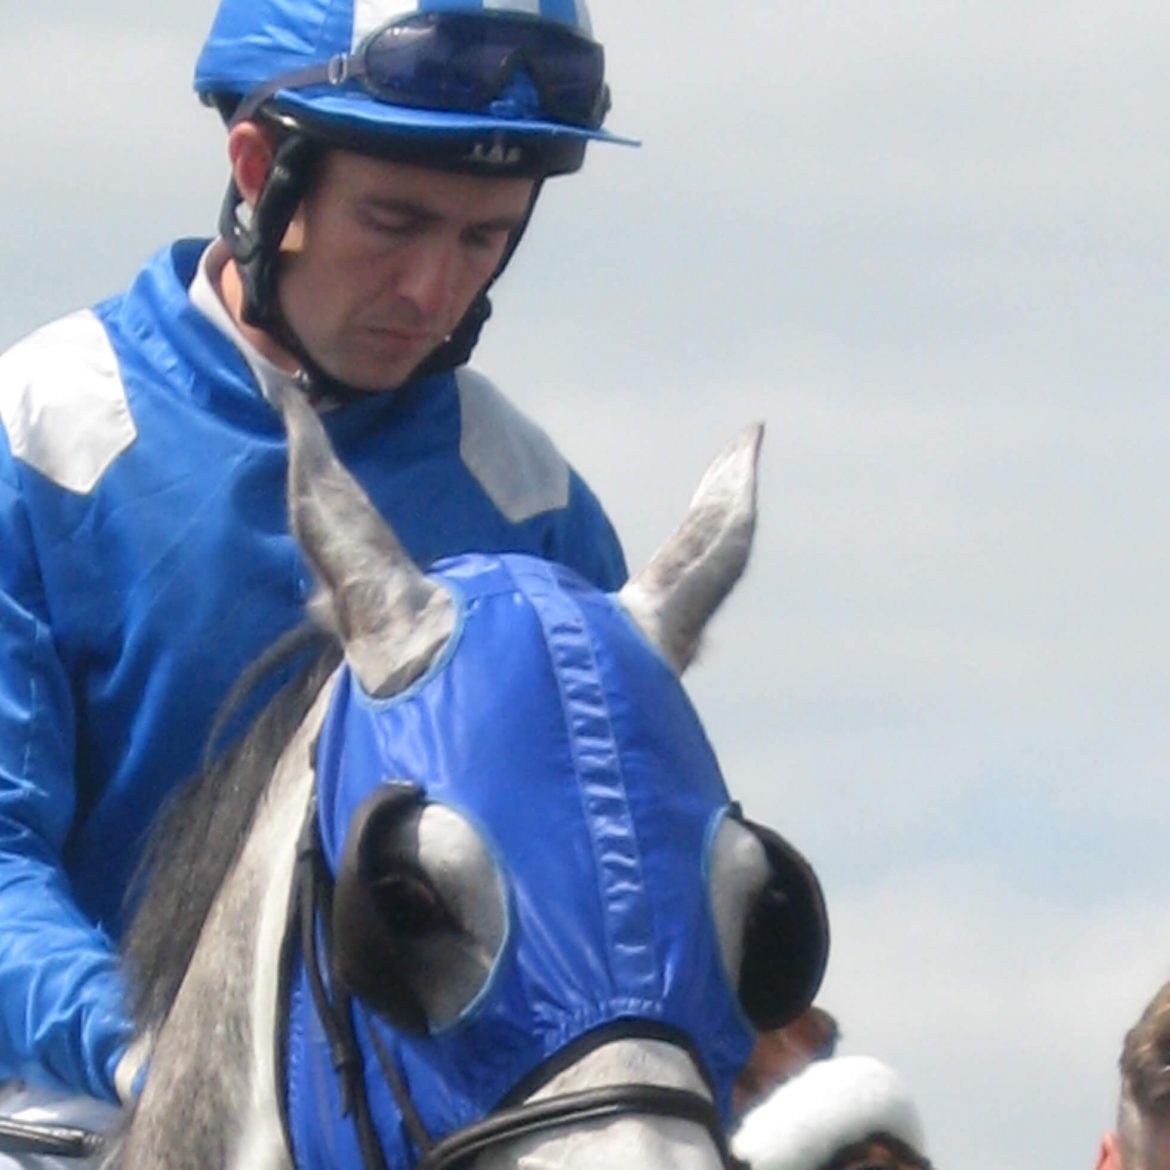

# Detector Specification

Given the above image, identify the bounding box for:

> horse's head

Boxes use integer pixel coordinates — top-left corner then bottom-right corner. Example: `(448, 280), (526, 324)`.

(278, 389), (829, 1169)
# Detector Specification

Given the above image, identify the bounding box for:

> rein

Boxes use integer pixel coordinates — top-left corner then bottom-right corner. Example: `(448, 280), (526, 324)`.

(285, 795), (750, 1170)
(0, 1118), (105, 1160)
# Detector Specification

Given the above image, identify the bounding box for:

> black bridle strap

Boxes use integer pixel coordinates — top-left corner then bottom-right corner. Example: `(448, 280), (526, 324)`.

(408, 1084), (748, 1170)
(290, 801), (435, 1170)
(295, 802), (362, 1115)
(362, 1008), (435, 1158)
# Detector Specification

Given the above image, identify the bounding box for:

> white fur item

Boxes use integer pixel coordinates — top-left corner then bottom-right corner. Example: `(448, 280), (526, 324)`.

(730, 1056), (926, 1170)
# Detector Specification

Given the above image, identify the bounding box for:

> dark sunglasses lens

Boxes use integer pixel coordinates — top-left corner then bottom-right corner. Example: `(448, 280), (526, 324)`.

(362, 15), (605, 126)
(526, 39), (605, 124)
(363, 19), (496, 105)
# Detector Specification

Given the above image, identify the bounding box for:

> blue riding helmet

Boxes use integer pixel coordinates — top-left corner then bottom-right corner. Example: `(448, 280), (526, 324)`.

(194, 0), (636, 177)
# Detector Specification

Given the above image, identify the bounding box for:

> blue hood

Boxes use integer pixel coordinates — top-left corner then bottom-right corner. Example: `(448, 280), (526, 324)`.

(285, 552), (755, 1168)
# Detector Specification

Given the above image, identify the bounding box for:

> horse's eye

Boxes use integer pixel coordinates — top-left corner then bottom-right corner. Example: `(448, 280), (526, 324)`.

(370, 870), (447, 933)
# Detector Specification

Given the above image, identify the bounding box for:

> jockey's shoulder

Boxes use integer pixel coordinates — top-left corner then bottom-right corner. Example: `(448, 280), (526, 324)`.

(0, 310), (136, 494)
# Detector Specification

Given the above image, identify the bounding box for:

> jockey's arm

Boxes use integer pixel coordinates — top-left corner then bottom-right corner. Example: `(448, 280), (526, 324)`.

(0, 450), (134, 1103)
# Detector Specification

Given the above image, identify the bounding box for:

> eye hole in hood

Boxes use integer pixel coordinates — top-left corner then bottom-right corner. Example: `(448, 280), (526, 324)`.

(332, 782), (508, 1033)
(706, 809), (830, 1032)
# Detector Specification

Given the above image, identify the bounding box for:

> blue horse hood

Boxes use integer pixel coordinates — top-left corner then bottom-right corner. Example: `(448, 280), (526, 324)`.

(285, 552), (756, 1168)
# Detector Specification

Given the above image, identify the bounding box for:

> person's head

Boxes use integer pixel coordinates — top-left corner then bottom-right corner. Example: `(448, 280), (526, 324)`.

(820, 1134), (932, 1170)
(733, 1005), (841, 1116)
(730, 1055), (931, 1170)
(1098, 981), (1170, 1170)
(194, 0), (634, 392)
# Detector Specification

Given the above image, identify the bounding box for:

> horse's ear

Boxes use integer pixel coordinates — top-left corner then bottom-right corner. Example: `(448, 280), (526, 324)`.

(278, 387), (454, 697)
(619, 424), (762, 674)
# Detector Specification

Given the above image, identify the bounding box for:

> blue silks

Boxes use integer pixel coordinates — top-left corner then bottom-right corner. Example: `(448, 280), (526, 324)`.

(285, 552), (755, 1169)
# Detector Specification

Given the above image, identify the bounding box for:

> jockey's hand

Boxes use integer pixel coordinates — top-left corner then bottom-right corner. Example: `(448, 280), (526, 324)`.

(113, 1035), (151, 1107)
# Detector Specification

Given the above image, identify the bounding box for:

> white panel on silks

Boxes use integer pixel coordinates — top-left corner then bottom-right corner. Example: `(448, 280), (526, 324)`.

(350, 0), (418, 47)
(0, 310), (137, 496)
(351, 0), (595, 45)
(456, 368), (569, 524)
(484, 0), (542, 15)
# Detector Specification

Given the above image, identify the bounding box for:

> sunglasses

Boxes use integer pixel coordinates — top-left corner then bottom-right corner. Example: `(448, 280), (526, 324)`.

(234, 11), (610, 131)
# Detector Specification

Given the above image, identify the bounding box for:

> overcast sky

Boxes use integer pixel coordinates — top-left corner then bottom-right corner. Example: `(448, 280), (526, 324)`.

(5, 3), (1170, 1167)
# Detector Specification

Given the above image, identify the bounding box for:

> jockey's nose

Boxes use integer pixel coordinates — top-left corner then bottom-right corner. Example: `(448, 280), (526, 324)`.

(393, 235), (461, 322)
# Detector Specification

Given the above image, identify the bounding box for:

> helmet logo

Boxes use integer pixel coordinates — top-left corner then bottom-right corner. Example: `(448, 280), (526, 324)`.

(466, 139), (524, 167)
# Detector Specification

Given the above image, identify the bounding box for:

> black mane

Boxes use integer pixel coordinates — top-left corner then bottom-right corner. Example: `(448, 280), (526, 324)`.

(120, 628), (342, 1033)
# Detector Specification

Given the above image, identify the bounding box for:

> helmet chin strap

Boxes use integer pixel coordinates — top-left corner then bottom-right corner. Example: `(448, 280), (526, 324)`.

(219, 129), (543, 405)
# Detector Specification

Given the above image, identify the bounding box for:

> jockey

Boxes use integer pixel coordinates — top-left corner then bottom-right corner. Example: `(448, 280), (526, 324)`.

(0, 0), (632, 1159)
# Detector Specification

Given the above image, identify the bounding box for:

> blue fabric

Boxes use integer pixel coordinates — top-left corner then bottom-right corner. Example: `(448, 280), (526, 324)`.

(195, 0), (597, 95)
(193, 0), (639, 148)
(0, 241), (625, 1099)
(286, 555), (755, 1169)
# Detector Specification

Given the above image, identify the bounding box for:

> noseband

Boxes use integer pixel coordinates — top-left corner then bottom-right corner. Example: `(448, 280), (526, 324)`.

(284, 799), (749, 1170)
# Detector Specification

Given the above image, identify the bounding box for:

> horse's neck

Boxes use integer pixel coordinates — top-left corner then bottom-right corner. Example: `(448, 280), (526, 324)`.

(112, 675), (338, 1170)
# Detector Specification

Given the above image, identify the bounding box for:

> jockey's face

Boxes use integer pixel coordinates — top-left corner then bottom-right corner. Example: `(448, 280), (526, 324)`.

(277, 151), (534, 391)
(226, 123), (535, 391)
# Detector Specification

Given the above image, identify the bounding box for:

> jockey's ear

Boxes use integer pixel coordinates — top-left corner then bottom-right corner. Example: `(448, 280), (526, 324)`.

(332, 784), (506, 1031)
(733, 815), (829, 1031)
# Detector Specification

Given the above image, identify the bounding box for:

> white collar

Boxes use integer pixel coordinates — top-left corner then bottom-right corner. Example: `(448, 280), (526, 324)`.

(189, 239), (303, 407)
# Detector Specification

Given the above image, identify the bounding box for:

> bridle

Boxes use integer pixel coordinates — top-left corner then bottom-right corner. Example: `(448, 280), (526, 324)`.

(284, 796), (750, 1170)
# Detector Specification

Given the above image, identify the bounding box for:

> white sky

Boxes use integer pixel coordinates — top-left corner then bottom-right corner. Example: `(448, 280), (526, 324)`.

(5, 3), (1170, 1167)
